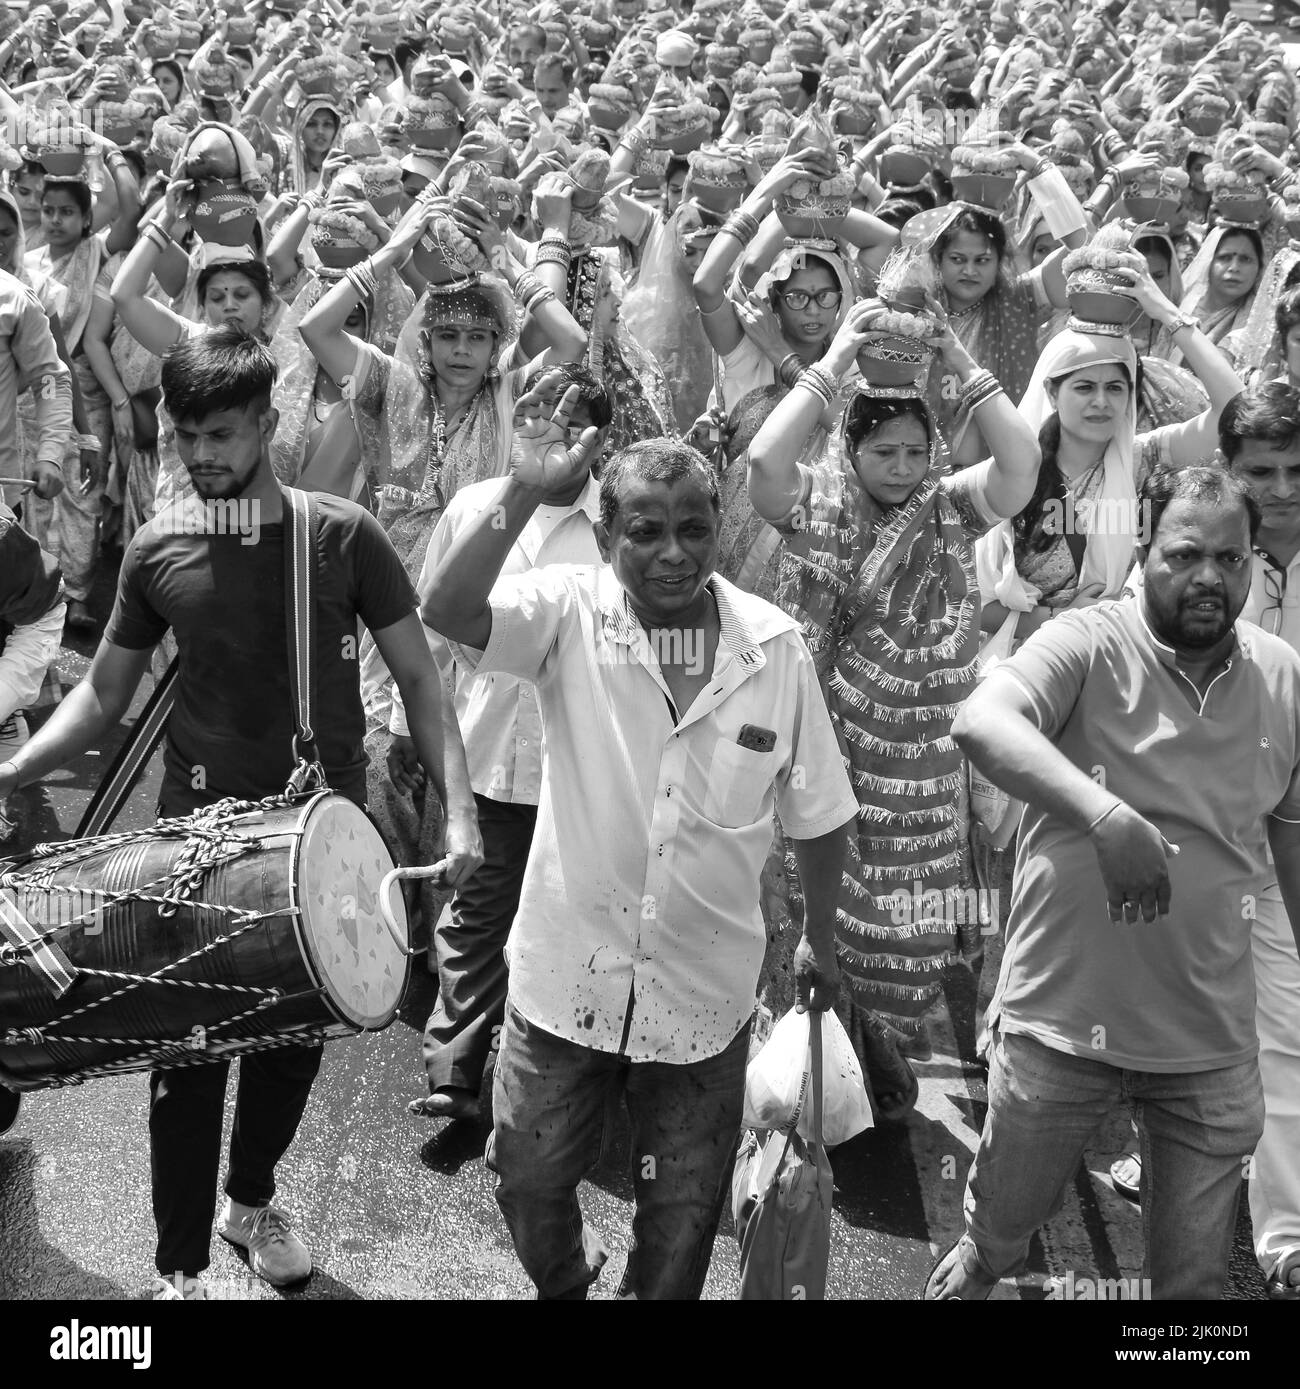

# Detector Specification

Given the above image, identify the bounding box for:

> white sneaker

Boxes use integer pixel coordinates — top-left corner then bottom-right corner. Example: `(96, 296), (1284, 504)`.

(217, 1198), (312, 1287)
(150, 1272), (209, 1300)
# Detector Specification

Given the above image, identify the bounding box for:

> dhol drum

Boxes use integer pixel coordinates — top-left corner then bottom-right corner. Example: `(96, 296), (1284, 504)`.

(0, 792), (411, 1092)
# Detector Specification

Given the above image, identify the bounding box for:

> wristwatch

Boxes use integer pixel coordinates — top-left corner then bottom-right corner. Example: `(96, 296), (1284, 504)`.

(1165, 313), (1196, 336)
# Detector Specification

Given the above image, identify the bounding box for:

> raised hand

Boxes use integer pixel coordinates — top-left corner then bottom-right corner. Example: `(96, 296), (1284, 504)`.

(509, 380), (600, 493)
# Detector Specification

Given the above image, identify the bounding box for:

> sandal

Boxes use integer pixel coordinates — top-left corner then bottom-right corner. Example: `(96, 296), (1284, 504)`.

(1109, 1151), (1141, 1203)
(1265, 1247), (1300, 1301)
(923, 1236), (998, 1301)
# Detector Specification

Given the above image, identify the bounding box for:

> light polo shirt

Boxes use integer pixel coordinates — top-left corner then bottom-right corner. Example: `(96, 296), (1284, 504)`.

(989, 598), (1300, 1072)
(451, 565), (858, 1064)
(390, 475), (604, 804)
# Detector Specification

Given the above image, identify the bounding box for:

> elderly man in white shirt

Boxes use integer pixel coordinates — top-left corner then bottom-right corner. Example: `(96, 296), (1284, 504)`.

(419, 381), (857, 1300)
(394, 366), (612, 1121)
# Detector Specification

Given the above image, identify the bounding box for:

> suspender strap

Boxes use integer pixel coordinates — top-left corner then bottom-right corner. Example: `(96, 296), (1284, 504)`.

(75, 657), (179, 838)
(282, 487), (326, 796)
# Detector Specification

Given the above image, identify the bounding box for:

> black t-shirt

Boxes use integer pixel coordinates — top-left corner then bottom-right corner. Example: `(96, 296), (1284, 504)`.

(105, 492), (418, 814)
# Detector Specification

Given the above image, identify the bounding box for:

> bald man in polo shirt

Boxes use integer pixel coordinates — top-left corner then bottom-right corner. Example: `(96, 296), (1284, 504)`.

(930, 464), (1300, 1301)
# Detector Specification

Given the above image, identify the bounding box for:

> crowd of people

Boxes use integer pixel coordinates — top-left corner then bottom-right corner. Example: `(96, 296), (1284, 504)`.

(1, 0), (1300, 1303)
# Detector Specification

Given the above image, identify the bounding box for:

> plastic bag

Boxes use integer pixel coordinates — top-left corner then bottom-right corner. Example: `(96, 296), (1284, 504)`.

(742, 1007), (873, 1146)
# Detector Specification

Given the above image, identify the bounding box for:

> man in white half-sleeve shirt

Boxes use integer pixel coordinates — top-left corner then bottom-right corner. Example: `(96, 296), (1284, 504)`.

(419, 376), (857, 1301)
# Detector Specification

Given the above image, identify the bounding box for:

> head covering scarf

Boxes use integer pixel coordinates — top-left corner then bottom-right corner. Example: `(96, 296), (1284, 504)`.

(909, 203), (1042, 448)
(776, 382), (985, 1033)
(1161, 222), (1273, 363)
(378, 273), (520, 511)
(0, 187), (27, 279)
(976, 329), (1140, 611)
(1231, 238), (1300, 383)
(290, 95), (345, 196)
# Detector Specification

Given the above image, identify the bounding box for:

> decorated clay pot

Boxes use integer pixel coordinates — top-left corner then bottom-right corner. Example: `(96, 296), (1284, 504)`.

(880, 148), (931, 186)
(190, 177), (260, 249)
(950, 173), (1017, 209)
(1124, 194), (1181, 224)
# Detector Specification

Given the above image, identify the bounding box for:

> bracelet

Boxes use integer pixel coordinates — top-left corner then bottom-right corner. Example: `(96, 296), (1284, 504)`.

(143, 223), (170, 253)
(522, 285), (556, 313)
(111, 396), (129, 410)
(620, 127), (650, 159)
(1165, 313), (1195, 336)
(795, 364), (838, 406)
(959, 368), (997, 405)
(514, 270), (545, 303)
(1085, 802), (1122, 836)
(75, 432), (100, 451)
(721, 209), (761, 246)
(1028, 157), (1054, 180)
(0, 760), (19, 790)
(535, 246), (571, 269)
(968, 382), (1006, 412)
(777, 352), (802, 389)
(345, 261), (377, 301)
(1101, 130), (1126, 161)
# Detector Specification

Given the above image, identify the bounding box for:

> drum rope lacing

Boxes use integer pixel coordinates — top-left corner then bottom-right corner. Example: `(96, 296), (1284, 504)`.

(0, 796), (330, 1058)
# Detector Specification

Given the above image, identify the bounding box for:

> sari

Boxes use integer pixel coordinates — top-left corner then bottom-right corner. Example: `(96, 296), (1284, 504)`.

(23, 231), (111, 601)
(774, 400), (992, 1038)
(1154, 223), (1280, 365)
(1227, 240), (1300, 386)
(560, 243), (673, 456)
(268, 265), (413, 506)
(621, 204), (717, 434)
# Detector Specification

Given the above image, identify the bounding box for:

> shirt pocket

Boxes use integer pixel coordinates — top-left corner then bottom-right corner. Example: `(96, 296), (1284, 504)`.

(703, 739), (776, 828)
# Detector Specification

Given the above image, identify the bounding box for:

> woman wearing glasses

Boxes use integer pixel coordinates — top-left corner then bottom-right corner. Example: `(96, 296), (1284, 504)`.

(691, 151), (896, 413)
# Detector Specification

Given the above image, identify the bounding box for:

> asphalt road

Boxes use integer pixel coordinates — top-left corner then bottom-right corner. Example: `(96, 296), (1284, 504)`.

(0, 552), (1275, 1307)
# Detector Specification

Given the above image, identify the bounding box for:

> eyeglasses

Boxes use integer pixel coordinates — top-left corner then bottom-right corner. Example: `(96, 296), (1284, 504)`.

(1260, 553), (1287, 636)
(774, 288), (843, 311)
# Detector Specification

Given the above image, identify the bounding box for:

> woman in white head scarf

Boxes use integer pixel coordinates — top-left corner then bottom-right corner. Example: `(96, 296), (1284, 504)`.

(976, 263), (1245, 641)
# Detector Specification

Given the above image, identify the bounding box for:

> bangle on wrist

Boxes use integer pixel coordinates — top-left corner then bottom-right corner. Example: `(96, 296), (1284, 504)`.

(112, 396), (129, 409)
(721, 208), (761, 246)
(1086, 801), (1122, 835)
(1165, 313), (1195, 336)
(0, 759), (20, 790)
(777, 352), (802, 389)
(795, 364), (838, 407)
(143, 224), (170, 253)
(75, 432), (100, 451)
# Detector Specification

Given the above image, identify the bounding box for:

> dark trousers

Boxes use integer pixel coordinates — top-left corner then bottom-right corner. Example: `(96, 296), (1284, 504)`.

(422, 794), (537, 1094)
(486, 1006), (750, 1300)
(149, 1043), (323, 1275)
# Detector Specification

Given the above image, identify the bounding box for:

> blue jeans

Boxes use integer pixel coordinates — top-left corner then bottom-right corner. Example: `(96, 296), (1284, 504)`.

(486, 1004), (750, 1299)
(963, 1028), (1264, 1300)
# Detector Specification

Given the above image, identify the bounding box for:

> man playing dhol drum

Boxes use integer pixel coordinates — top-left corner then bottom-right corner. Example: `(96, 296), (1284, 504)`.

(0, 326), (483, 1299)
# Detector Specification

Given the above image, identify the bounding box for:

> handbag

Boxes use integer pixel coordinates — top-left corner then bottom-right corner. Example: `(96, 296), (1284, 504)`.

(733, 1010), (834, 1300)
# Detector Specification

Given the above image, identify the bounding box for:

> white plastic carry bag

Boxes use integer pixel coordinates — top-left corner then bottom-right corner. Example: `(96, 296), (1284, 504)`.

(742, 1007), (873, 1146)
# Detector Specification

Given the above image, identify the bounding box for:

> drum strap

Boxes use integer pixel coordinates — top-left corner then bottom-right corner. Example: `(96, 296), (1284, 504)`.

(76, 658), (179, 839)
(283, 487), (327, 796)
(0, 895), (77, 998)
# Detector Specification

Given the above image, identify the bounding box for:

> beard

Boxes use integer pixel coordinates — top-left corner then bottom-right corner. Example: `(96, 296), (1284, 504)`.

(1143, 583), (1245, 650)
